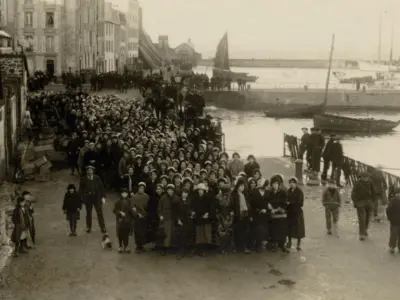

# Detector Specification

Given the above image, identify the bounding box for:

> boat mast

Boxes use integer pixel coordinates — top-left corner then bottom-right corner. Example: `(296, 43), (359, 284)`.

(323, 34), (335, 106)
(389, 23), (394, 71)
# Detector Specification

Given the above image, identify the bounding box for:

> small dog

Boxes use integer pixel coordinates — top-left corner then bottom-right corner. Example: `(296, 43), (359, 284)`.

(101, 234), (112, 249)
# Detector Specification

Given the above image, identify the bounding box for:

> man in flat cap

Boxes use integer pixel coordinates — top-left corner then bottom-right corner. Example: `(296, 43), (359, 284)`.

(351, 172), (375, 241)
(79, 166), (107, 234)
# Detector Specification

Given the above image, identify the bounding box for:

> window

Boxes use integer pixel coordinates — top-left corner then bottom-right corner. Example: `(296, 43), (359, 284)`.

(45, 36), (55, 52)
(25, 12), (33, 28)
(46, 12), (54, 28)
(24, 36), (34, 52)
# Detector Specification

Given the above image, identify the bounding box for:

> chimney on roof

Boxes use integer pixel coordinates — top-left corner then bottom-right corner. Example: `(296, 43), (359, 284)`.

(158, 35), (169, 48)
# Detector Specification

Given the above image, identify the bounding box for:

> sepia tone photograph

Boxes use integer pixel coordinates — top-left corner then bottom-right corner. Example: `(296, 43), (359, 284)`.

(0, 0), (400, 299)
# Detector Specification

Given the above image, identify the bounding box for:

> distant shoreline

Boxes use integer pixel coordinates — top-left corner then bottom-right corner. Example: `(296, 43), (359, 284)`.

(198, 59), (358, 69)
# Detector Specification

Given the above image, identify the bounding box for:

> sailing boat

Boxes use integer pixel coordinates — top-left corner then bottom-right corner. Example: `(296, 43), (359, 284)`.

(212, 32), (258, 82)
(264, 34), (335, 119)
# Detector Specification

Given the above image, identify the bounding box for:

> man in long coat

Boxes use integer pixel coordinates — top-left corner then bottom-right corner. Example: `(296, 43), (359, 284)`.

(79, 166), (107, 233)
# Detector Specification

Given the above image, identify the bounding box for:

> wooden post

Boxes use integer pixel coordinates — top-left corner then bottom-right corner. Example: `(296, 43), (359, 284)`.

(283, 134), (286, 157)
(295, 159), (304, 185)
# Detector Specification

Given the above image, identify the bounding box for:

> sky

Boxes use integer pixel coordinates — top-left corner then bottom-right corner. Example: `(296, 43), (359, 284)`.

(111, 0), (400, 60)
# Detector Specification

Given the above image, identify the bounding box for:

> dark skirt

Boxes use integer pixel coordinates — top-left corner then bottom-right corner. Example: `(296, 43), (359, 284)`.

(270, 217), (287, 244)
(287, 212), (305, 239)
(66, 211), (80, 221)
(255, 215), (269, 242)
(195, 224), (212, 245)
(133, 218), (147, 246)
(146, 215), (159, 243)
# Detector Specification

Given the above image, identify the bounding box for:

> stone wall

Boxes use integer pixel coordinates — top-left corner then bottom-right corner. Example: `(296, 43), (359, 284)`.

(203, 89), (400, 111)
(0, 182), (15, 246)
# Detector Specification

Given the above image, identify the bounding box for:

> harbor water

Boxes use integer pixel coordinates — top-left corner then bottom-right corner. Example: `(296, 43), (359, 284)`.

(194, 65), (400, 90)
(192, 65), (400, 175)
(206, 107), (400, 176)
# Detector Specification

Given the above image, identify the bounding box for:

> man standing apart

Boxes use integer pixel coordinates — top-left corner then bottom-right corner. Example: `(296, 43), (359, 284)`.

(79, 166), (107, 233)
(351, 172), (375, 241)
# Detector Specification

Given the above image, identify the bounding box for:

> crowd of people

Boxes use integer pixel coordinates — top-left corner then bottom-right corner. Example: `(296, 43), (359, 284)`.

(11, 75), (400, 258)
(14, 85), (310, 259)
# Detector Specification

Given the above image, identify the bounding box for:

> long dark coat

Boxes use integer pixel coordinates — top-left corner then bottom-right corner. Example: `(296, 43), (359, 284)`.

(287, 187), (306, 239)
(11, 205), (31, 244)
(113, 197), (134, 232)
(62, 191), (83, 221)
(267, 188), (288, 243)
(79, 174), (105, 203)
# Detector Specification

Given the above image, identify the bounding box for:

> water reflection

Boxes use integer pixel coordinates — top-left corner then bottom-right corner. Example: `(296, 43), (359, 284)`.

(207, 107), (400, 175)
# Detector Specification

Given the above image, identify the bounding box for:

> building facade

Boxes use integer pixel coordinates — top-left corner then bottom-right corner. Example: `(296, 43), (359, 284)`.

(126, 0), (139, 69)
(117, 12), (127, 73)
(14, 0), (64, 75)
(175, 38), (202, 67)
(76, 0), (98, 71)
(102, 2), (119, 72)
(2, 0), (141, 74)
(0, 0), (7, 28)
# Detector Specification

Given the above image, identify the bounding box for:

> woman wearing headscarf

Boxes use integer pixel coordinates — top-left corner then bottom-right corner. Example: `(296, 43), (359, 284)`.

(228, 152), (244, 179)
(250, 179), (270, 252)
(244, 155), (260, 178)
(132, 182), (150, 253)
(215, 184), (235, 254)
(267, 176), (289, 253)
(190, 183), (213, 256)
(231, 178), (252, 253)
(113, 188), (133, 253)
(286, 177), (305, 251)
(158, 184), (178, 255)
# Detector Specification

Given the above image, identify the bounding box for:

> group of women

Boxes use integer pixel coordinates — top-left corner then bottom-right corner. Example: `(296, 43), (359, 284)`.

(28, 88), (306, 258)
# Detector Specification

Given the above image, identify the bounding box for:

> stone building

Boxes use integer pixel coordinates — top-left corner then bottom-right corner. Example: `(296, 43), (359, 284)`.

(0, 30), (28, 180)
(117, 12), (127, 73)
(126, 0), (139, 69)
(175, 38), (202, 68)
(76, 0), (98, 71)
(102, 2), (119, 72)
(11, 0), (63, 76)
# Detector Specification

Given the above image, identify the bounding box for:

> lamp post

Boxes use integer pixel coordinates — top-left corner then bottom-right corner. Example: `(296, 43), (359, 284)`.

(174, 75), (182, 112)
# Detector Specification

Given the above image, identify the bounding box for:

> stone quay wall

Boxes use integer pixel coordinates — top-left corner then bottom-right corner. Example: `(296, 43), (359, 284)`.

(202, 89), (400, 111)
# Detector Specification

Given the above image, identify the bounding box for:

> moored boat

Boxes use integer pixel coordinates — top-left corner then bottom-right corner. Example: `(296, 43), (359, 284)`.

(212, 33), (258, 83)
(313, 113), (400, 133)
(263, 34), (335, 119)
(264, 104), (325, 118)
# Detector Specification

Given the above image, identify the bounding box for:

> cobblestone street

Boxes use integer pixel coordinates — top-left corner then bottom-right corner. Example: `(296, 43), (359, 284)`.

(1, 158), (399, 300)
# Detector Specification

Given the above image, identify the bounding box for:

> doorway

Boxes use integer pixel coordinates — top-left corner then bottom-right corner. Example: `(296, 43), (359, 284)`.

(46, 59), (55, 77)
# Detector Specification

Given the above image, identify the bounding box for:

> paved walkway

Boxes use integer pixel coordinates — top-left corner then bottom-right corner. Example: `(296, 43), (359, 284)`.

(1, 157), (399, 300)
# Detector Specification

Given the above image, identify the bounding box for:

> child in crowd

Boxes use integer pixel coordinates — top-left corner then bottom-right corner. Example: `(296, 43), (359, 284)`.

(113, 188), (133, 253)
(386, 188), (400, 254)
(322, 179), (341, 236)
(22, 191), (36, 245)
(62, 184), (82, 236)
(11, 196), (31, 256)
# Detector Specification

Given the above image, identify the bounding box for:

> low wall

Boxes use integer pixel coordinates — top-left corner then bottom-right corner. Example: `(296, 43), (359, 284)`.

(202, 89), (400, 111)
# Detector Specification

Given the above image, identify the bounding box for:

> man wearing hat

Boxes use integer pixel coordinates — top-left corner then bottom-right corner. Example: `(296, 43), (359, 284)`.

(79, 166), (107, 234)
(299, 127), (310, 163)
(351, 172), (375, 241)
(310, 128), (325, 173)
(321, 134), (336, 181)
(322, 179), (341, 236)
(386, 187), (400, 254)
